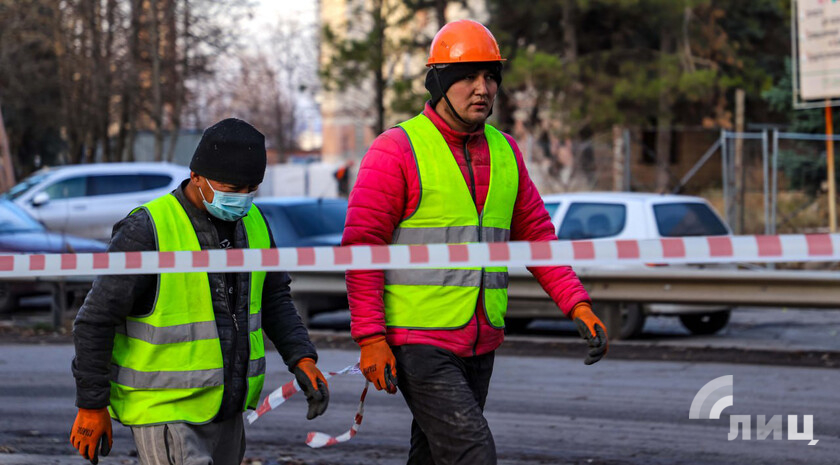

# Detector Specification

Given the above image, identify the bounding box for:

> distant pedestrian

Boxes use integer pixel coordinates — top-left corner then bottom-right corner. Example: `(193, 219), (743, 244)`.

(342, 19), (609, 465)
(334, 160), (354, 197)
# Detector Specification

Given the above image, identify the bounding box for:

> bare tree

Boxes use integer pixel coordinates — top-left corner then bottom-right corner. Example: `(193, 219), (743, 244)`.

(1, 0), (256, 178)
(0, 0), (64, 176)
(196, 16), (319, 162)
(321, 0), (415, 135)
(117, 0), (143, 162)
(149, 0), (164, 161)
(0, 102), (14, 190)
(203, 51), (298, 161)
(269, 17), (320, 157)
(166, 0), (189, 163)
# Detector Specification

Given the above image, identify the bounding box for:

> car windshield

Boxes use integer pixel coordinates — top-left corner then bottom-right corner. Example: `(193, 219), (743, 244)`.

(2, 172), (51, 200)
(0, 201), (43, 233)
(558, 202), (626, 240)
(654, 202), (729, 237)
(282, 201), (347, 238)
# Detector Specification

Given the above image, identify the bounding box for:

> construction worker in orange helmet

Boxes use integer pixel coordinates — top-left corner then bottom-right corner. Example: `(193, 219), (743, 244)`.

(344, 19), (607, 465)
(426, 19), (506, 129)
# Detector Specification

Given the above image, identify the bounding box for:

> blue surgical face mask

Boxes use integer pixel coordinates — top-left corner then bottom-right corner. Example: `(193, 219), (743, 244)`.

(199, 180), (255, 222)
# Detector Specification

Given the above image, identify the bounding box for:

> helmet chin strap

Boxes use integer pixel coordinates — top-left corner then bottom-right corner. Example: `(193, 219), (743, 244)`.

(433, 66), (472, 128)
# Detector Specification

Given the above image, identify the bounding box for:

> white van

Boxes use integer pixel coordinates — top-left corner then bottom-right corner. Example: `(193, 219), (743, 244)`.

(529, 192), (734, 339)
(5, 163), (189, 241)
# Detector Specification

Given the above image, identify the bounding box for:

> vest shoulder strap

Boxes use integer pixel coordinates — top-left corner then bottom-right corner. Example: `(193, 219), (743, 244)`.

(242, 204), (270, 249)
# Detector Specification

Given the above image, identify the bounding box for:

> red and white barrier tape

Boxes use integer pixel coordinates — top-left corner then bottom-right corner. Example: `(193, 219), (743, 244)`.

(0, 234), (838, 278)
(248, 363), (368, 449)
(306, 384), (369, 448)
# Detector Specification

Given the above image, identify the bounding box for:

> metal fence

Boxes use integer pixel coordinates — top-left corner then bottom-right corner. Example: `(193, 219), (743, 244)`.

(685, 130), (838, 235)
(524, 128), (839, 236)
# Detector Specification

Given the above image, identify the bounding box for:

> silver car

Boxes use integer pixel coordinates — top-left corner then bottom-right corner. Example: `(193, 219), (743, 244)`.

(5, 163), (189, 241)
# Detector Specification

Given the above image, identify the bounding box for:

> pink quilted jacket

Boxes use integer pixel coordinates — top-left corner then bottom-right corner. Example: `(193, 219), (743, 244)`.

(342, 102), (590, 357)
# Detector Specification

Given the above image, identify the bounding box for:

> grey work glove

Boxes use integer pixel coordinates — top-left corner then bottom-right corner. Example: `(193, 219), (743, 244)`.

(293, 358), (330, 419)
(571, 303), (609, 365)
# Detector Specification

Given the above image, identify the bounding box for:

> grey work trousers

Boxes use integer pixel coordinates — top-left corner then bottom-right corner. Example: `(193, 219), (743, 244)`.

(392, 344), (497, 465)
(130, 415), (245, 465)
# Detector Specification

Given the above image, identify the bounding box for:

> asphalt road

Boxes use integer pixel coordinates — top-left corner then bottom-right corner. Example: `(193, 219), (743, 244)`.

(0, 344), (837, 465)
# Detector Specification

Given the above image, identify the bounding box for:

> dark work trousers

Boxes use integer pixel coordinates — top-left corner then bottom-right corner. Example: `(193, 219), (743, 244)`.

(392, 344), (497, 465)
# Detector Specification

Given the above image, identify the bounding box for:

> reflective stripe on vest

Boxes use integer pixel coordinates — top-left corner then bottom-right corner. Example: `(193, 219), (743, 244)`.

(391, 225), (510, 244)
(113, 313), (262, 345)
(384, 114), (518, 329)
(108, 194), (270, 426)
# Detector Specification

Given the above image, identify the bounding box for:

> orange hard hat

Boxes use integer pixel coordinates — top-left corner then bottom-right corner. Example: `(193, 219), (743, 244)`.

(426, 19), (505, 67)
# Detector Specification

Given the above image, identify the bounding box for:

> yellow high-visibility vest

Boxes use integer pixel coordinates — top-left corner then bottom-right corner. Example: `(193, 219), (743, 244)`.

(384, 114), (518, 329)
(108, 193), (269, 426)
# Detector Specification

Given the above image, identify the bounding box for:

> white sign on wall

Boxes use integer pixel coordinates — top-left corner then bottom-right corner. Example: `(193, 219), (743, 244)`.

(795, 0), (840, 103)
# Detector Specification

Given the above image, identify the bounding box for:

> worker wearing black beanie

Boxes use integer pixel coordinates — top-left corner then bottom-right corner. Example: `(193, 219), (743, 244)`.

(189, 118), (267, 187)
(190, 118), (266, 186)
(184, 117), (270, 222)
(70, 114), (330, 465)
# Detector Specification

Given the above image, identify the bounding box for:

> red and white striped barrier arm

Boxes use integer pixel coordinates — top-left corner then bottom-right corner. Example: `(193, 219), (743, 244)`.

(0, 234), (838, 277)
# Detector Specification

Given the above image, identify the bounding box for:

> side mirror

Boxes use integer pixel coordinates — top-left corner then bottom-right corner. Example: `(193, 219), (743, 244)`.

(31, 192), (50, 207)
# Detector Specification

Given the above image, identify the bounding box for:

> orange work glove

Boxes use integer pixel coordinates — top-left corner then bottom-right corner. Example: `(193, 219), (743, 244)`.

(70, 407), (112, 465)
(359, 335), (398, 393)
(293, 357), (329, 419)
(570, 302), (609, 365)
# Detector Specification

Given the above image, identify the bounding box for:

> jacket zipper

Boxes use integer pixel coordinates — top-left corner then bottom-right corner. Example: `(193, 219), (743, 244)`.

(209, 218), (239, 415)
(464, 137), (482, 357)
(210, 219), (239, 333)
(241, 225), (252, 412)
(228, 277), (240, 415)
(230, 296), (239, 331)
(463, 137), (477, 203)
(230, 277), (242, 410)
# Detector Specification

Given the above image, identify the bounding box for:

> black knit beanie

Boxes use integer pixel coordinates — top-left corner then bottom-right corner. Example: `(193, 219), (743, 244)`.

(425, 61), (503, 107)
(190, 118), (267, 186)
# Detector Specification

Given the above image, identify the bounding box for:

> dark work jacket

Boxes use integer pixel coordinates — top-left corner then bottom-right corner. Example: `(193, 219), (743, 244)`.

(72, 181), (317, 421)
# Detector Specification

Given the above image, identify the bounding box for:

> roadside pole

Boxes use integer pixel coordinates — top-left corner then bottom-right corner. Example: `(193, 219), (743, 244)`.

(792, 0), (840, 232)
(51, 280), (67, 331)
(827, 103), (837, 232)
(734, 89), (745, 234)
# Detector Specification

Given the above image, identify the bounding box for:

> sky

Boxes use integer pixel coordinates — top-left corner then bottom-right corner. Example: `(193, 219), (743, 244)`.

(245, 0), (318, 44)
